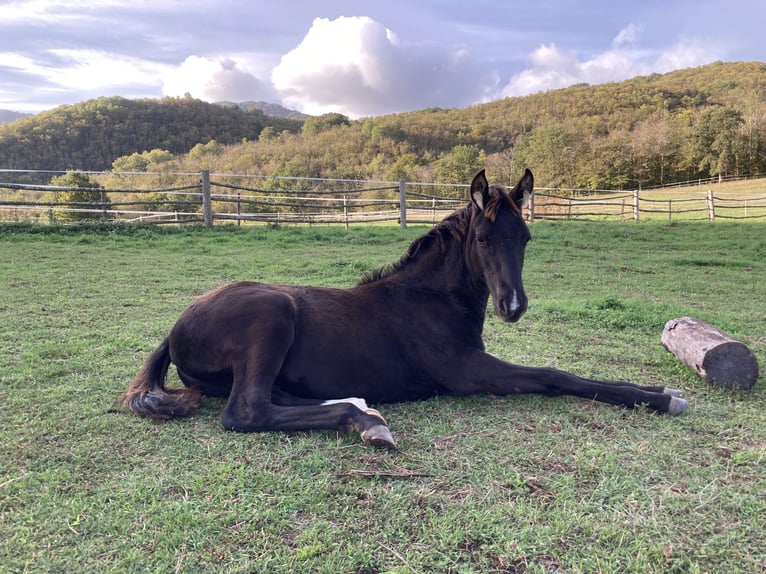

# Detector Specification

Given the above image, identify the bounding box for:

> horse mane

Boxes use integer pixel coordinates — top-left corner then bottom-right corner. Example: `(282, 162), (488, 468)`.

(359, 185), (515, 284)
(359, 184), (516, 284)
(359, 201), (473, 284)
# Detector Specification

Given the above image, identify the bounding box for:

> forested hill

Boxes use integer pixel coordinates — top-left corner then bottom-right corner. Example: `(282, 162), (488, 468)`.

(0, 96), (303, 171)
(164, 61), (764, 190)
(1, 61), (765, 190)
(216, 100), (310, 120)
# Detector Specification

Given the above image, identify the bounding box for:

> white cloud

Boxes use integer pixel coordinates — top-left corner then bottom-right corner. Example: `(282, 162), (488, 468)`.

(0, 49), (167, 91)
(612, 23), (642, 48)
(0, 0), (175, 24)
(0, 48), (171, 111)
(271, 16), (497, 118)
(654, 40), (715, 72)
(161, 55), (277, 102)
(48, 49), (168, 90)
(502, 25), (719, 98)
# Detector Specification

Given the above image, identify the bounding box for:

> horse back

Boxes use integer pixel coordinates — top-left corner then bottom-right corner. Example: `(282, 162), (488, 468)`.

(167, 280), (483, 403)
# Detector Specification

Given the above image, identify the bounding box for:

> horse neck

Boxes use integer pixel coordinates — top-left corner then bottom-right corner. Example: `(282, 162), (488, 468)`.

(385, 219), (490, 318)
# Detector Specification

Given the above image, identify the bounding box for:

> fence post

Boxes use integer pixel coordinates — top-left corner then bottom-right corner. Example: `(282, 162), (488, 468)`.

(100, 190), (108, 221)
(343, 195), (349, 230)
(707, 190), (715, 221)
(633, 189), (640, 221)
(399, 179), (407, 228)
(528, 192), (535, 222)
(201, 170), (212, 228)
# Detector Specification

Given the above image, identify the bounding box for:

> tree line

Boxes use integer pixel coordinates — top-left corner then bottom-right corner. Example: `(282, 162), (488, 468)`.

(0, 96), (303, 176)
(1, 61), (765, 191)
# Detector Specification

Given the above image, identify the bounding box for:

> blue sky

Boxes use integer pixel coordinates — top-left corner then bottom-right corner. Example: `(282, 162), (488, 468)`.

(1, 0), (764, 116)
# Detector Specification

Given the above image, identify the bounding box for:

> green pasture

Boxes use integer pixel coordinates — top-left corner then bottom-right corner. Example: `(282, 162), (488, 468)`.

(1, 220), (764, 573)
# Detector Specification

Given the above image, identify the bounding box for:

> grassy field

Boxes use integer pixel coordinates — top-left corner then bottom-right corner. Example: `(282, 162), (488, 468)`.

(1, 220), (764, 573)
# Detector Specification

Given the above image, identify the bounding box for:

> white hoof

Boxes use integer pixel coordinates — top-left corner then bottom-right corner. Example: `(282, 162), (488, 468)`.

(361, 425), (396, 449)
(664, 388), (683, 397)
(668, 396), (689, 416)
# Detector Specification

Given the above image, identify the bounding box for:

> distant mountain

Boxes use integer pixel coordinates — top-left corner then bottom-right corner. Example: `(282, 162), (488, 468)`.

(0, 110), (31, 124)
(215, 100), (309, 120)
(0, 95), (304, 172)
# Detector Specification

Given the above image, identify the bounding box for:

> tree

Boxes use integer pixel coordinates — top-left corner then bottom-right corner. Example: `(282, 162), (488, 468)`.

(112, 149), (174, 173)
(693, 108), (744, 181)
(188, 139), (224, 161)
(384, 154), (422, 182)
(514, 126), (575, 188)
(432, 144), (486, 188)
(632, 112), (675, 187)
(301, 113), (350, 137)
(49, 172), (107, 222)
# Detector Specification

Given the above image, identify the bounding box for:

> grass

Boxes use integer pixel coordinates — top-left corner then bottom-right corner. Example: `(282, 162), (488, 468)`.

(0, 220), (764, 573)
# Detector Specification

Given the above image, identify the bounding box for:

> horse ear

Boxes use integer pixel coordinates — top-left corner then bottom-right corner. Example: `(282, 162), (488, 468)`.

(470, 169), (489, 211)
(509, 169), (534, 210)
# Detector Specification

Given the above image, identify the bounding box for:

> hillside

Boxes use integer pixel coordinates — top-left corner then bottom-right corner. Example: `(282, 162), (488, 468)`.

(0, 110), (31, 124)
(0, 96), (303, 172)
(1, 61), (765, 189)
(142, 61), (765, 190)
(216, 100), (310, 120)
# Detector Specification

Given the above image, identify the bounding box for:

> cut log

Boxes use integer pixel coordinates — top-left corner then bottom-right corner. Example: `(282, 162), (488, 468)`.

(661, 317), (759, 391)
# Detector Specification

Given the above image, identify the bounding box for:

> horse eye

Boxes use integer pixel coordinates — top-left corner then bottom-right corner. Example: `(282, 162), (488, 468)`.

(477, 234), (490, 244)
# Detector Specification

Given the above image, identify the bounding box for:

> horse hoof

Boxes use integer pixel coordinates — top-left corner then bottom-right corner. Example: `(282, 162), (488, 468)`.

(664, 387), (683, 397)
(668, 396), (689, 416)
(361, 425), (397, 449)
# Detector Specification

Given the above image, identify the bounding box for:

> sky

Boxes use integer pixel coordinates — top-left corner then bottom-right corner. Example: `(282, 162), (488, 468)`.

(1, 0), (764, 118)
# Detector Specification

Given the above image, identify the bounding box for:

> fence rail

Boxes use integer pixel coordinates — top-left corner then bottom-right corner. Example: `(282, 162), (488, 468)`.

(1, 170), (765, 226)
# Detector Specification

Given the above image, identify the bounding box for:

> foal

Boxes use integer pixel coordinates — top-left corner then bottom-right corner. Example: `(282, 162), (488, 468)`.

(122, 169), (687, 447)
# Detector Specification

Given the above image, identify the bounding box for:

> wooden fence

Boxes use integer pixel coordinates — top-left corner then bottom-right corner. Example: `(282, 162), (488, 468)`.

(1, 170), (765, 226)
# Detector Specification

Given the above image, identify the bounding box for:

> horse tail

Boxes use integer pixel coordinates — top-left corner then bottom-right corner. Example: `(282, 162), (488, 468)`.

(120, 338), (201, 419)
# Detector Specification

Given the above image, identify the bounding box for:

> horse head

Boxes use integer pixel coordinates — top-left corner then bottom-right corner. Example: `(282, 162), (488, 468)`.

(469, 169), (534, 322)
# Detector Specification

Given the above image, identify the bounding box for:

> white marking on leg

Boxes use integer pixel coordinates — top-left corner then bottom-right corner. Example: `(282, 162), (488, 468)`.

(322, 397), (387, 425)
(321, 397), (369, 411)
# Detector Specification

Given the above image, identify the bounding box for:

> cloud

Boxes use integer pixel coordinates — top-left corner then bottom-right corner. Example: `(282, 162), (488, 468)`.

(612, 23), (642, 48)
(46, 49), (168, 91)
(0, 48), (170, 111)
(502, 25), (719, 97)
(271, 16), (498, 118)
(161, 55), (277, 103)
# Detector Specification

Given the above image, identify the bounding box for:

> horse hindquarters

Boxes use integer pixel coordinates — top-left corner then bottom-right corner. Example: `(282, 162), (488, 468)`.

(187, 287), (395, 447)
(452, 351), (688, 415)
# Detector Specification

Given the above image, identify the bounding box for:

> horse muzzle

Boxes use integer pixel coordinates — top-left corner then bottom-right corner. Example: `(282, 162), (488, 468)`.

(494, 289), (527, 322)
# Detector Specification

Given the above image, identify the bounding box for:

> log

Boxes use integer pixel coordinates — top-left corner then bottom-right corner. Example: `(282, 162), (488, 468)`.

(661, 317), (759, 391)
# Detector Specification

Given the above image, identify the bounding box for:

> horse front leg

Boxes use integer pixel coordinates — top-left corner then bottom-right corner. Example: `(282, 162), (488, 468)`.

(452, 351), (688, 415)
